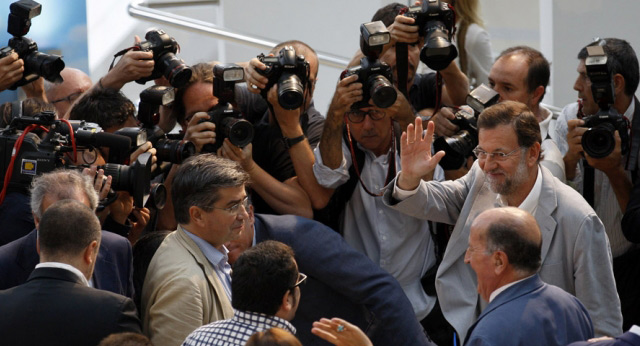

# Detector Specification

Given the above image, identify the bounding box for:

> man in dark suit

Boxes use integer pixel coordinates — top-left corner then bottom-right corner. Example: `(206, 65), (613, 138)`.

(0, 199), (141, 346)
(0, 169), (134, 297)
(463, 207), (593, 346)
(225, 201), (432, 346)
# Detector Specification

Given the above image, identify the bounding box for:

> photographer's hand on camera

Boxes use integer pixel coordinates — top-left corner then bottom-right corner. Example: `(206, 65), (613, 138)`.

(397, 117), (445, 191)
(82, 166), (113, 200)
(429, 107), (459, 137)
(101, 37), (154, 90)
(129, 207), (150, 245)
(385, 90), (415, 132)
(109, 191), (134, 226)
(183, 112), (216, 153)
(219, 139), (255, 173)
(0, 51), (24, 92)
(388, 15), (420, 45)
(267, 82), (303, 136)
(130, 141), (158, 172)
(244, 57), (270, 94)
(564, 118), (587, 180)
(20, 77), (47, 101)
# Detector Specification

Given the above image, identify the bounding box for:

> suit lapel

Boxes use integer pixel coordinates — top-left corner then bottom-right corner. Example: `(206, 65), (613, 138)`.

(534, 168), (558, 262)
(175, 227), (233, 317)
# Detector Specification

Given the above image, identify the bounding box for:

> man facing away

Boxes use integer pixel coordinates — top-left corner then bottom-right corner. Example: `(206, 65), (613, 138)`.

(464, 207), (593, 346)
(183, 240), (301, 346)
(0, 199), (141, 346)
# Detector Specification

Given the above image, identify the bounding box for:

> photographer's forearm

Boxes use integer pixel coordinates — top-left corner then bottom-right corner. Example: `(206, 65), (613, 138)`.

(319, 104), (346, 170)
(246, 165), (313, 218)
(440, 62), (470, 106)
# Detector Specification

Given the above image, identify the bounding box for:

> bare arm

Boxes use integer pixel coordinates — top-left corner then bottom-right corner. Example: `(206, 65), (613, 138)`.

(440, 60), (470, 106)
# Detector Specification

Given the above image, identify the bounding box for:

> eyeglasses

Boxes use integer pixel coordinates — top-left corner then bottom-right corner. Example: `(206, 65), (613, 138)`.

(345, 109), (386, 123)
(291, 272), (307, 289)
(472, 147), (522, 161)
(211, 196), (249, 216)
(51, 91), (84, 104)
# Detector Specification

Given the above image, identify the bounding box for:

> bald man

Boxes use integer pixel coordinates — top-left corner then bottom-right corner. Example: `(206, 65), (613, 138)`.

(463, 207), (594, 346)
(45, 68), (93, 117)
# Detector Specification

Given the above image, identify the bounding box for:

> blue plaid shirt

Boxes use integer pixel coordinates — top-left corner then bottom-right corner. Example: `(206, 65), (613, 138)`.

(182, 309), (296, 346)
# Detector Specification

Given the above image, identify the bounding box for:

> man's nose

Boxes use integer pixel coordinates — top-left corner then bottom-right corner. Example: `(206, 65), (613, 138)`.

(362, 113), (375, 129)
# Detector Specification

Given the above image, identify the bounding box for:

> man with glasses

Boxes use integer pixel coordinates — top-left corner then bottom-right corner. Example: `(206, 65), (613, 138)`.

(141, 155), (249, 345)
(384, 101), (621, 341)
(299, 63), (447, 343)
(184, 240), (303, 346)
(44, 68), (93, 118)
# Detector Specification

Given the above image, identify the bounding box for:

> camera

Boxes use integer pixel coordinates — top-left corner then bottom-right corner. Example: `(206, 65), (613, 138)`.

(100, 152), (165, 209)
(257, 46), (310, 110)
(0, 113), (133, 193)
(0, 0), (65, 89)
(433, 84), (499, 170)
(341, 21), (397, 109)
(404, 0), (458, 71)
(581, 44), (629, 158)
(134, 29), (192, 88)
(201, 64), (254, 153)
(138, 85), (195, 164)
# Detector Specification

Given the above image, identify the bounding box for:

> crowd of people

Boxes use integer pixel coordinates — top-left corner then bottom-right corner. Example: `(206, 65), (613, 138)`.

(0, 1), (639, 345)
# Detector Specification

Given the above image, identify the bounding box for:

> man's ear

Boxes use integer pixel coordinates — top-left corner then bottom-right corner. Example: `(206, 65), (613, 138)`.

(83, 240), (99, 265)
(493, 251), (508, 275)
(532, 85), (545, 105)
(36, 236), (41, 256)
(281, 290), (294, 313)
(189, 206), (206, 227)
(32, 212), (40, 230)
(613, 74), (626, 96)
(527, 142), (541, 167)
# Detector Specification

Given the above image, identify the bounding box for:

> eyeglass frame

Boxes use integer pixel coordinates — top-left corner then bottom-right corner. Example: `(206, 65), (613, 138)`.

(344, 109), (386, 123)
(472, 146), (523, 161)
(50, 91), (84, 104)
(210, 195), (250, 216)
(290, 272), (307, 289)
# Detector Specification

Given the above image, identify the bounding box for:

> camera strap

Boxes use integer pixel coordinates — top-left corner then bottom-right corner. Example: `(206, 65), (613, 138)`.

(396, 42), (409, 97)
(108, 46), (137, 71)
(344, 117), (397, 197)
(626, 97), (640, 178)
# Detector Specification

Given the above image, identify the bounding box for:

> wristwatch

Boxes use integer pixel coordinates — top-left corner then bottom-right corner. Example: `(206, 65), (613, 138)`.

(282, 134), (306, 149)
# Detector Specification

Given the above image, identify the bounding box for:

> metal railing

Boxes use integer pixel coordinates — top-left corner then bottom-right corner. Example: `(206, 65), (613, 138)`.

(127, 0), (350, 69)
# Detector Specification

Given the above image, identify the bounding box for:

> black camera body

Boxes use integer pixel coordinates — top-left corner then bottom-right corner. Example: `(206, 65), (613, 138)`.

(341, 21), (397, 110)
(138, 85), (195, 164)
(201, 64), (254, 153)
(581, 44), (629, 158)
(433, 84), (499, 170)
(257, 46), (310, 110)
(404, 0), (458, 71)
(135, 29), (192, 88)
(1, 0), (64, 89)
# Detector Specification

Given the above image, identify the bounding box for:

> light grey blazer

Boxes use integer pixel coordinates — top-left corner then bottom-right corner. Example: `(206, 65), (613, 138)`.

(383, 162), (622, 342)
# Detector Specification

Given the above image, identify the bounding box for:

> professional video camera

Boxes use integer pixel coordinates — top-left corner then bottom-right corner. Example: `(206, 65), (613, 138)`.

(133, 29), (192, 88)
(201, 63), (254, 153)
(0, 0), (64, 89)
(0, 113), (164, 208)
(581, 44), (629, 158)
(257, 46), (310, 110)
(341, 21), (397, 109)
(404, 0), (458, 71)
(137, 85), (195, 164)
(433, 83), (499, 170)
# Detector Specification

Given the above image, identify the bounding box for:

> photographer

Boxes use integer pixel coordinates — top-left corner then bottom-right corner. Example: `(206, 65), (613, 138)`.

(551, 38), (640, 330)
(70, 87), (156, 244)
(363, 3), (469, 135)
(0, 51), (24, 92)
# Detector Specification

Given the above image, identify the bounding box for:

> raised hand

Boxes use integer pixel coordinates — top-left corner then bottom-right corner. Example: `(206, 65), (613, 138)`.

(397, 117), (445, 190)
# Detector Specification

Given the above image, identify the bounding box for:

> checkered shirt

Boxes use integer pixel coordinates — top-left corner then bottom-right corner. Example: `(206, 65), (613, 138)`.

(182, 309), (296, 346)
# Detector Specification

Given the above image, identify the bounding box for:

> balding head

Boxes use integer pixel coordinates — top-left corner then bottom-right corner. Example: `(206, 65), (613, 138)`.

(45, 68), (92, 117)
(474, 207), (542, 274)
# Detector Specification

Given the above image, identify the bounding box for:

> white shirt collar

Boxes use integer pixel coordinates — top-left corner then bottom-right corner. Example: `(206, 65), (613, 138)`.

(538, 106), (552, 140)
(624, 99), (635, 122)
(630, 325), (640, 337)
(496, 166), (542, 215)
(35, 262), (90, 287)
(489, 275), (534, 303)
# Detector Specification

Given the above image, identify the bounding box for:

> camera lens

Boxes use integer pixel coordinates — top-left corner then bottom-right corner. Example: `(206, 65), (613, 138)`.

(368, 75), (397, 108)
(420, 21), (458, 71)
(102, 164), (133, 193)
(148, 183), (167, 210)
(278, 74), (304, 110)
(159, 52), (192, 89)
(221, 117), (254, 148)
(155, 138), (195, 164)
(582, 123), (616, 158)
(25, 52), (64, 83)
(433, 130), (477, 170)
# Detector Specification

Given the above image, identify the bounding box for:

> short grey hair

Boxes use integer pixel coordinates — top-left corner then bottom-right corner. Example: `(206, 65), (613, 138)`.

(30, 169), (98, 219)
(172, 154), (250, 224)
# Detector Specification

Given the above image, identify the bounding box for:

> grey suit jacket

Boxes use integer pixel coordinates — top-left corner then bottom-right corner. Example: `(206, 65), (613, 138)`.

(383, 162), (622, 341)
(141, 226), (233, 346)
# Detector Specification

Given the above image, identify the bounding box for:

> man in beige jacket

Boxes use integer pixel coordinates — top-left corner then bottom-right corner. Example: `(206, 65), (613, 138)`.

(141, 155), (250, 345)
